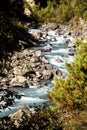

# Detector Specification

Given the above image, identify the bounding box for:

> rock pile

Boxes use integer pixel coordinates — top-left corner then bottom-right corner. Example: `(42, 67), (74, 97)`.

(0, 49), (54, 88)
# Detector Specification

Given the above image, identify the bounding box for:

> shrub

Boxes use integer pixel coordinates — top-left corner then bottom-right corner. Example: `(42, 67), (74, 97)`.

(32, 1), (56, 23)
(32, 0), (87, 23)
(83, 10), (87, 20)
(28, 108), (62, 130)
(49, 39), (87, 129)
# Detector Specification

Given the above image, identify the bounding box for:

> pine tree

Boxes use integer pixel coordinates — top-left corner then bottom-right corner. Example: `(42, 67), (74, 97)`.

(49, 40), (87, 111)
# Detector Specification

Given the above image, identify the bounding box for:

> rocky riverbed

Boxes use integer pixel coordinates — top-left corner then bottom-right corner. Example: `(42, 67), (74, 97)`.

(1, 20), (87, 89)
(0, 21), (87, 128)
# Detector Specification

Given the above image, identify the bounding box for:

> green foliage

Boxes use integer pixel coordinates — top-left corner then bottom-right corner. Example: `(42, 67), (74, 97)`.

(83, 10), (87, 20)
(33, 1), (58, 23)
(49, 39), (87, 129)
(58, 4), (74, 22)
(49, 40), (87, 111)
(33, 0), (87, 23)
(27, 108), (62, 130)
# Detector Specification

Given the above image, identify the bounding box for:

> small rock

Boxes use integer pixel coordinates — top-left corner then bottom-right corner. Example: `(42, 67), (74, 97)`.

(35, 50), (42, 57)
(42, 44), (52, 52)
(41, 57), (49, 64)
(36, 72), (42, 78)
(45, 64), (53, 70)
(43, 70), (53, 79)
(32, 31), (41, 40)
(55, 58), (63, 63)
(68, 41), (75, 47)
(56, 69), (62, 77)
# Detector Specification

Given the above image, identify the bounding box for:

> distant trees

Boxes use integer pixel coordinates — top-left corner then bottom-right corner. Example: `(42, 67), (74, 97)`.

(33, 0), (87, 23)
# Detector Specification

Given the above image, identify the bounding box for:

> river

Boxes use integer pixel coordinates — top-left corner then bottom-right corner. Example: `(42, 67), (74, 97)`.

(0, 29), (74, 118)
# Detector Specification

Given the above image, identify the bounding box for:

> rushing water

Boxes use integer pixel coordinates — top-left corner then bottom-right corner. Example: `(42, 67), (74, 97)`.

(0, 29), (73, 118)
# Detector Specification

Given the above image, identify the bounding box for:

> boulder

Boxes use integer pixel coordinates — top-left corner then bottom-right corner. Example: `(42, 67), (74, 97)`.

(56, 69), (62, 77)
(25, 0), (35, 7)
(68, 41), (75, 47)
(30, 57), (36, 62)
(30, 57), (40, 63)
(41, 57), (49, 64)
(43, 70), (53, 79)
(24, 8), (31, 16)
(42, 31), (48, 38)
(9, 106), (32, 128)
(42, 44), (52, 52)
(32, 31), (41, 40)
(10, 76), (27, 86)
(45, 64), (53, 70)
(49, 23), (60, 30)
(42, 23), (59, 30)
(22, 49), (33, 56)
(13, 66), (23, 75)
(35, 50), (42, 57)
(55, 58), (63, 63)
(36, 71), (42, 78)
